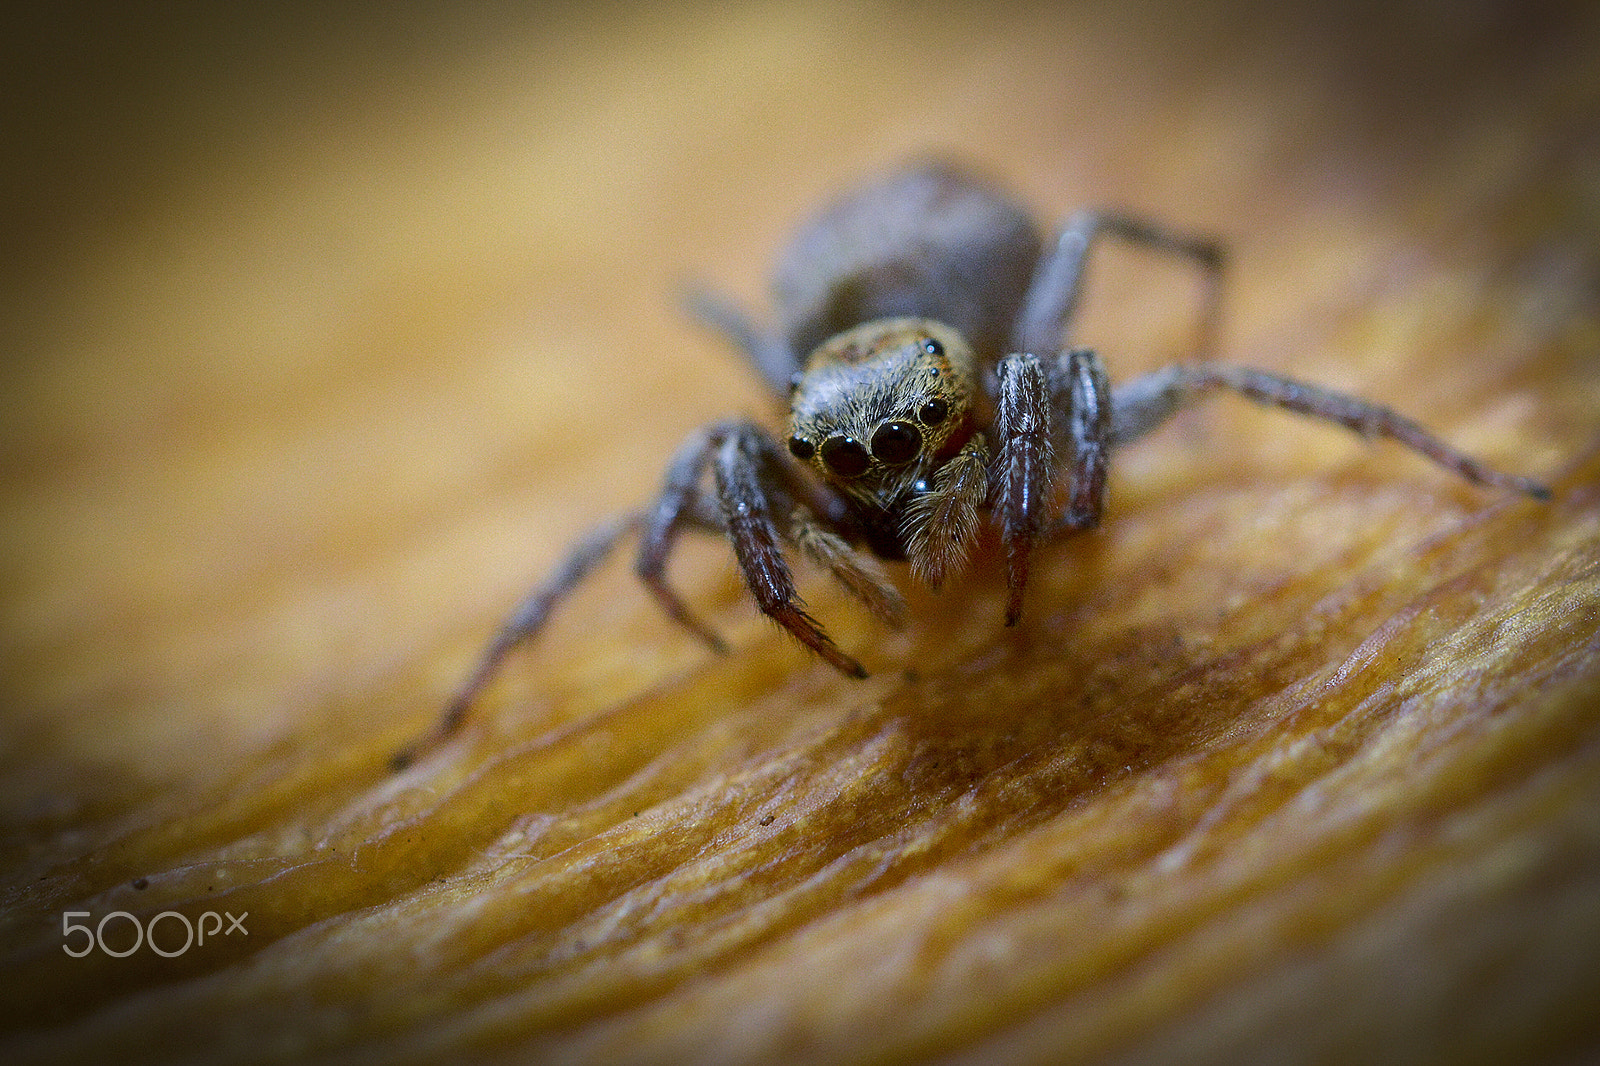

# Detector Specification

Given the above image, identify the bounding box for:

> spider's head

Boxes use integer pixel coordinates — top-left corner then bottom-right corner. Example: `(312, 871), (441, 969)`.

(786, 318), (979, 510)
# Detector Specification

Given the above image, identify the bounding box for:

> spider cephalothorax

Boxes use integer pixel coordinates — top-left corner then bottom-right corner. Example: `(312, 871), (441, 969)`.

(395, 160), (1548, 767)
(786, 318), (985, 578)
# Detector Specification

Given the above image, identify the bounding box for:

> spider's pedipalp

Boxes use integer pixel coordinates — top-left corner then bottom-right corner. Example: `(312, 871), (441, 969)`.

(905, 433), (988, 588)
(793, 505), (907, 625)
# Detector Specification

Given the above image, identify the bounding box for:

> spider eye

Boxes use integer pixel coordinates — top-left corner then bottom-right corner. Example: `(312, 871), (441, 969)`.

(788, 435), (815, 460)
(922, 337), (943, 357)
(918, 397), (949, 425)
(870, 421), (921, 465)
(819, 436), (871, 477)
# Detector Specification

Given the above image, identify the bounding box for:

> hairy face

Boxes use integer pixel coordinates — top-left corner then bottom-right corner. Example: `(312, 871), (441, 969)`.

(787, 318), (980, 511)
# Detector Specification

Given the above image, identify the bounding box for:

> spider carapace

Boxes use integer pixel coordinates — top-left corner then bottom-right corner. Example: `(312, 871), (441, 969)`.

(394, 160), (1548, 767)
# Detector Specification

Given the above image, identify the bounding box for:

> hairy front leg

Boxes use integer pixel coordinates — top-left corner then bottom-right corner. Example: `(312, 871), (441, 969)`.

(714, 423), (869, 678)
(993, 352), (1055, 624)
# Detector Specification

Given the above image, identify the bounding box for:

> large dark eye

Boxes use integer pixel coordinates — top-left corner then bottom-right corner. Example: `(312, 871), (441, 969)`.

(922, 337), (943, 357)
(819, 435), (871, 477)
(918, 397), (949, 425)
(788, 435), (815, 460)
(870, 421), (921, 465)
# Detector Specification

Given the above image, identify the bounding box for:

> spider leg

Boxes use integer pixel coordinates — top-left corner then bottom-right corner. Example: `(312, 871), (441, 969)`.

(1058, 348), (1114, 531)
(636, 424), (738, 653)
(996, 206), (1221, 626)
(1110, 363), (1551, 499)
(1015, 209), (1225, 359)
(993, 348), (1117, 623)
(683, 286), (802, 398)
(993, 352), (1055, 624)
(713, 421), (868, 678)
(392, 511), (643, 770)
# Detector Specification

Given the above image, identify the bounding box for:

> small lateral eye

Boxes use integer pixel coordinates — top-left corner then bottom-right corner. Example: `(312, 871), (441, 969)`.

(820, 435), (871, 477)
(918, 397), (949, 425)
(870, 421), (922, 465)
(788, 435), (815, 460)
(922, 337), (943, 357)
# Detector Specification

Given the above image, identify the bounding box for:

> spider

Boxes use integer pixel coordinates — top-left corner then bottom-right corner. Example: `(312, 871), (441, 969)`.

(393, 160), (1548, 767)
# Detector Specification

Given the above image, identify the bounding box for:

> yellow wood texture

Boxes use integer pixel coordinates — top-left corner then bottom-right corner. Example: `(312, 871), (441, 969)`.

(3, 2), (1598, 1062)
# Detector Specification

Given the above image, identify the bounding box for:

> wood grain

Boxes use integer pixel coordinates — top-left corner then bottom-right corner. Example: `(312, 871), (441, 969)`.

(3, 2), (1599, 1062)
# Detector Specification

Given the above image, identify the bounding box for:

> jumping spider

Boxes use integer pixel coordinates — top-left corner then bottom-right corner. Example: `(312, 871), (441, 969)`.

(394, 160), (1548, 767)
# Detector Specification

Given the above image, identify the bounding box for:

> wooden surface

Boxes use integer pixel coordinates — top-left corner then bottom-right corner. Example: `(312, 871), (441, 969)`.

(3, 2), (1599, 1062)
